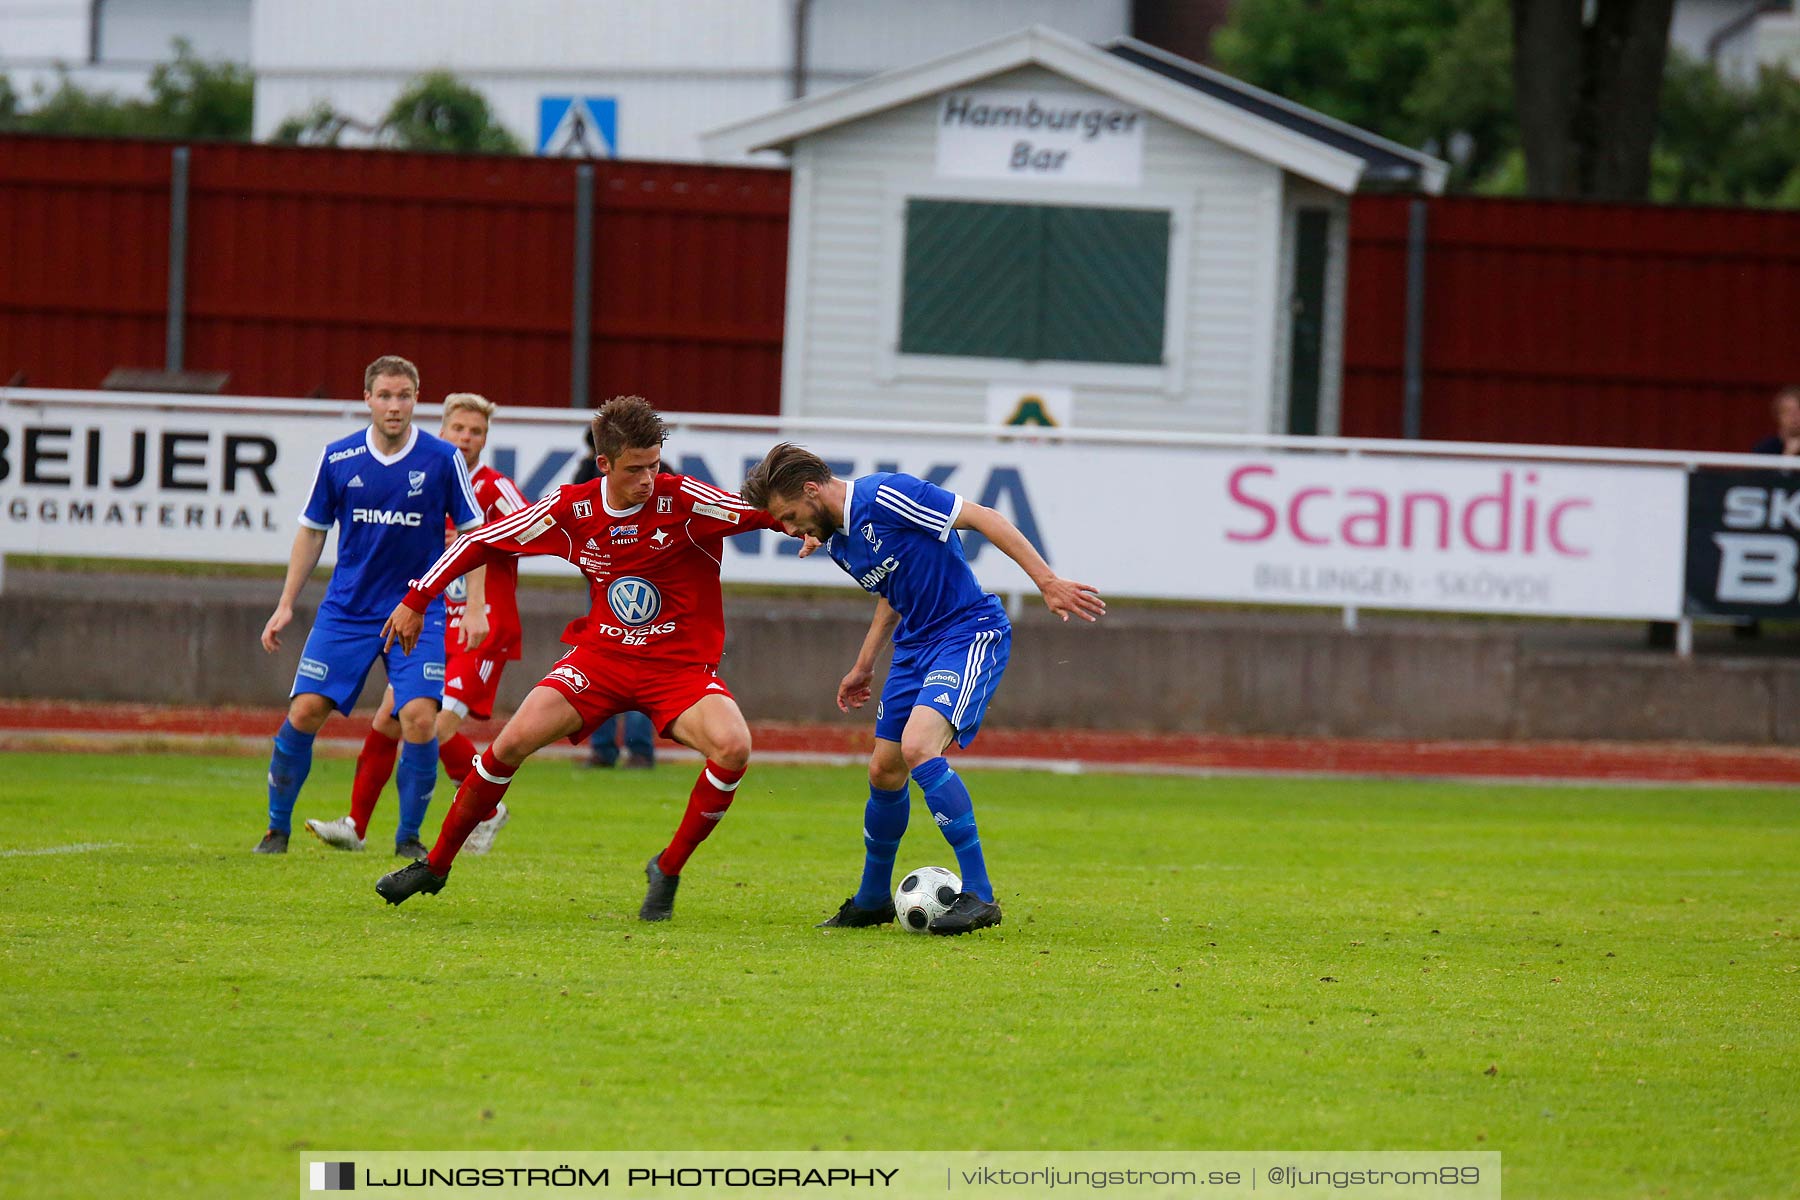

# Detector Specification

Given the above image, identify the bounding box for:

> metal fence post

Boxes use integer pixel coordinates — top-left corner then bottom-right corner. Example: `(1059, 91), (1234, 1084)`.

(165, 145), (191, 373)
(1402, 198), (1428, 440)
(571, 163), (595, 408)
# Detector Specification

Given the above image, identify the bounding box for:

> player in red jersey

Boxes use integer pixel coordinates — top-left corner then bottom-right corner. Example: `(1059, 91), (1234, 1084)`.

(306, 394), (529, 855)
(373, 395), (786, 920)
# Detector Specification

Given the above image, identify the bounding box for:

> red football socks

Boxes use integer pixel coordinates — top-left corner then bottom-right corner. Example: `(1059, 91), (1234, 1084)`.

(657, 761), (746, 876)
(438, 732), (479, 783)
(427, 747), (514, 875)
(349, 727), (399, 838)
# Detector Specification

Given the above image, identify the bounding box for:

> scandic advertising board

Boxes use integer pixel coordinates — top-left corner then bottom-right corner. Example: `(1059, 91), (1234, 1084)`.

(0, 399), (1686, 619)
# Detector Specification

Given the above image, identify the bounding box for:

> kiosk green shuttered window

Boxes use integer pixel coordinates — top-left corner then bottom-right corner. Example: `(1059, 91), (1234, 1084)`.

(900, 198), (1170, 366)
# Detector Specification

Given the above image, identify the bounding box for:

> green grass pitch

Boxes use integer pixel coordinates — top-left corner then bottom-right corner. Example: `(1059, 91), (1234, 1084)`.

(1, 752), (1795, 1198)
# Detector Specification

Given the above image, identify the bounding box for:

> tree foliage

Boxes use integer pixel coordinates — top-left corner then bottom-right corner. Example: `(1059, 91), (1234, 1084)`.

(1654, 54), (1800, 206)
(1213, 0), (1515, 188)
(272, 72), (523, 154)
(0, 39), (252, 139)
(1212, 0), (1800, 205)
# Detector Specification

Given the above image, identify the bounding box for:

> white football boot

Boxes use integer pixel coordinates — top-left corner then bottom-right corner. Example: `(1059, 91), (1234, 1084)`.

(305, 815), (366, 851)
(463, 801), (510, 855)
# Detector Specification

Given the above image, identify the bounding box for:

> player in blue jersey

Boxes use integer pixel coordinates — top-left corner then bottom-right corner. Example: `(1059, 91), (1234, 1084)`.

(253, 355), (485, 857)
(741, 443), (1104, 934)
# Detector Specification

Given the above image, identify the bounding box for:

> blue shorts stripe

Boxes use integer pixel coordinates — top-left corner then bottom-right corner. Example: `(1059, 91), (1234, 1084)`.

(874, 620), (1011, 749)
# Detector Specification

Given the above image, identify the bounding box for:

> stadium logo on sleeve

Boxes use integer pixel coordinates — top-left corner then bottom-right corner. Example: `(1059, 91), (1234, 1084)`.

(693, 502), (740, 524)
(924, 670), (962, 689)
(606, 576), (662, 626)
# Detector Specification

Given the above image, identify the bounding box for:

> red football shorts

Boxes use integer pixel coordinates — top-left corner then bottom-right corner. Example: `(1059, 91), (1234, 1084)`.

(536, 645), (737, 745)
(442, 650), (509, 721)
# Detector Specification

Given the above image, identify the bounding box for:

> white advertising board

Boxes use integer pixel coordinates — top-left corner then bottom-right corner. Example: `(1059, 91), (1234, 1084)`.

(0, 394), (1687, 619)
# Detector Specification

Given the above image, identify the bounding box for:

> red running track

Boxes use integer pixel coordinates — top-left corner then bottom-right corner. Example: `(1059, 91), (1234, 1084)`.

(4, 700), (1800, 785)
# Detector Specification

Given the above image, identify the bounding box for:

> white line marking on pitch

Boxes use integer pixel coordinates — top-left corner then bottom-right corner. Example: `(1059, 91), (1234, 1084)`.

(0, 842), (125, 858)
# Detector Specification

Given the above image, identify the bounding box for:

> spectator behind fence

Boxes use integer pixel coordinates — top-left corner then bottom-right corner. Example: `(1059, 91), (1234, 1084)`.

(1731, 386), (1800, 641)
(1752, 386), (1800, 456)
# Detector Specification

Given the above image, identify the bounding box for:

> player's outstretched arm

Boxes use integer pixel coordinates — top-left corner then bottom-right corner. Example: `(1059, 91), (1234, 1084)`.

(459, 565), (489, 651)
(839, 598), (901, 711)
(389, 500), (543, 652)
(261, 526), (329, 653)
(954, 502), (1105, 623)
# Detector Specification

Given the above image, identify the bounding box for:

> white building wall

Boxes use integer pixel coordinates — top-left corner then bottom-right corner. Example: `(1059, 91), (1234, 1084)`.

(0, 0), (89, 60)
(0, 0), (248, 101)
(1670, 0), (1800, 84)
(787, 63), (1285, 434)
(804, 0), (1127, 90)
(251, 0), (795, 149)
(247, 1), (1130, 158)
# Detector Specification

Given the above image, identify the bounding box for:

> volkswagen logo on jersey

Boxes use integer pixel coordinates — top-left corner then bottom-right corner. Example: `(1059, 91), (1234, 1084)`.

(445, 576), (468, 603)
(606, 576), (662, 627)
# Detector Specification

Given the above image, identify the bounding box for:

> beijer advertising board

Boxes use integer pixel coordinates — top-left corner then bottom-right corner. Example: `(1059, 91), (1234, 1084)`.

(0, 399), (1687, 619)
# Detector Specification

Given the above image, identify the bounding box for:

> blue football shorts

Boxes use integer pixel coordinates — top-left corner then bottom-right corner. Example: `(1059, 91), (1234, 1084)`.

(874, 617), (1012, 749)
(290, 608), (447, 716)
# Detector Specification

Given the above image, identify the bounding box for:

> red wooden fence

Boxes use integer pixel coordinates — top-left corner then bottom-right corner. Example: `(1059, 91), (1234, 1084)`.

(0, 134), (790, 414)
(1345, 194), (1800, 452)
(5, 134), (1797, 449)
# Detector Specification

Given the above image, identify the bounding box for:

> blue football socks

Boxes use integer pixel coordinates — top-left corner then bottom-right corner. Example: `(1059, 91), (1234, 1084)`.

(853, 784), (911, 909)
(910, 756), (993, 903)
(395, 737), (439, 844)
(266, 719), (317, 834)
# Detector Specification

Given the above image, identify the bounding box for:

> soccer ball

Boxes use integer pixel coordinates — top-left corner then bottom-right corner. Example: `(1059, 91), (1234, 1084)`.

(894, 865), (962, 933)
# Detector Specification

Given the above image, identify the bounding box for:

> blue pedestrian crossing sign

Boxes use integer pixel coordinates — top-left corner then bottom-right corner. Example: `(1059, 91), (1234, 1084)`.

(538, 96), (618, 157)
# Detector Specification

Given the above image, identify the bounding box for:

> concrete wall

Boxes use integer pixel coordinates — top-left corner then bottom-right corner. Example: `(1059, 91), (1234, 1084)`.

(5, 570), (1798, 744)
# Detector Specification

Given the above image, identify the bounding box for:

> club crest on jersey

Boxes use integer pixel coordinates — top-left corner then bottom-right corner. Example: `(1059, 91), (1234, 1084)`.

(408, 470), (426, 497)
(606, 576), (662, 627)
(657, 496), (673, 514)
(649, 528), (674, 549)
(573, 499), (593, 519)
(863, 523), (877, 544)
